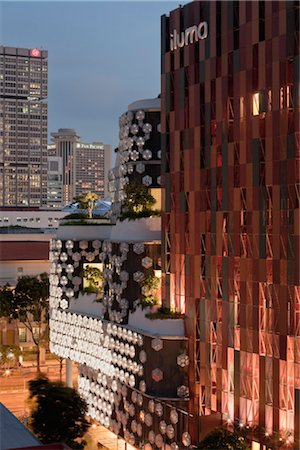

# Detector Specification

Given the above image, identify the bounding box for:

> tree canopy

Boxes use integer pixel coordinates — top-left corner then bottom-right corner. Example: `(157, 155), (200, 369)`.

(0, 273), (49, 371)
(197, 428), (249, 450)
(122, 180), (156, 215)
(75, 191), (99, 219)
(28, 375), (89, 449)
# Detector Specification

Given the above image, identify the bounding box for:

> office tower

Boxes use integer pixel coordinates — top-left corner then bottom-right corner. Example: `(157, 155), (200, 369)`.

(49, 129), (80, 206)
(49, 129), (112, 207)
(0, 46), (48, 207)
(161, 1), (299, 447)
(74, 141), (112, 199)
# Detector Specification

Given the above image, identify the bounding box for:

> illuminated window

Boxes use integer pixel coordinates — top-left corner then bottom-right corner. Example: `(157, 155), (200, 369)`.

(18, 328), (26, 343)
(33, 327), (39, 340)
(253, 92), (260, 115)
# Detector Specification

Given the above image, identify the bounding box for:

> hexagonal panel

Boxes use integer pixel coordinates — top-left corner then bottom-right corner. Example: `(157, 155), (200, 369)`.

(177, 385), (189, 398)
(142, 256), (153, 269)
(152, 368), (163, 382)
(151, 338), (163, 352)
(133, 271), (144, 283)
(142, 149), (152, 160)
(142, 175), (152, 187)
(133, 243), (144, 255)
(177, 353), (189, 367)
(136, 162), (145, 174)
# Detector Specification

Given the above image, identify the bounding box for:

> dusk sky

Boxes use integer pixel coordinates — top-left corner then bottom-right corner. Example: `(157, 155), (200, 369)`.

(1, 1), (182, 152)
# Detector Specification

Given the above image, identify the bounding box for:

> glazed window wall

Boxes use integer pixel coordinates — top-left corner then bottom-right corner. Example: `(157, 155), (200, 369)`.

(161, 0), (299, 446)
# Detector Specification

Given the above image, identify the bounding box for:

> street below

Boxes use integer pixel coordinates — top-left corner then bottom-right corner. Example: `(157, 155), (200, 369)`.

(0, 361), (78, 420)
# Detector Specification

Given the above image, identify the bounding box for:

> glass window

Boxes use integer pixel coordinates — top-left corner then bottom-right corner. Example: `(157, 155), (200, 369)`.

(18, 328), (26, 343)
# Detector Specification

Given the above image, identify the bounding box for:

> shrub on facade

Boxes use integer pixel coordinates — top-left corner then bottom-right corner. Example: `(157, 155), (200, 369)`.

(145, 306), (185, 320)
(197, 428), (249, 449)
(120, 180), (158, 220)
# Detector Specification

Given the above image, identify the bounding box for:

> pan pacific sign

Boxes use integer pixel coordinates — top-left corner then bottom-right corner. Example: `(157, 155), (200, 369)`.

(170, 22), (208, 51)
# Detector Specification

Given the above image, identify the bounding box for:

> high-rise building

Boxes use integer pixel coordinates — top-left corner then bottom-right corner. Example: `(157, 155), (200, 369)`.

(49, 128), (80, 206)
(74, 141), (111, 199)
(48, 129), (111, 208)
(161, 0), (299, 446)
(0, 46), (48, 207)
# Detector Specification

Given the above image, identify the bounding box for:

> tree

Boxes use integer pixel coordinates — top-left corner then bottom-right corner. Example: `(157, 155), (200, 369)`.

(122, 180), (156, 214)
(82, 265), (103, 294)
(28, 375), (89, 449)
(198, 428), (249, 449)
(75, 191), (99, 219)
(0, 344), (21, 371)
(0, 273), (49, 372)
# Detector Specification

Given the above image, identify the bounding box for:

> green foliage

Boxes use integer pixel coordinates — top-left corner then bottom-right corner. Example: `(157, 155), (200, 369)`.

(75, 191), (99, 219)
(197, 428), (249, 450)
(64, 213), (88, 219)
(145, 306), (185, 320)
(82, 265), (103, 295)
(28, 375), (89, 449)
(121, 180), (157, 220)
(82, 285), (98, 294)
(138, 274), (160, 309)
(0, 274), (49, 371)
(140, 274), (160, 296)
(0, 344), (21, 366)
(120, 209), (161, 221)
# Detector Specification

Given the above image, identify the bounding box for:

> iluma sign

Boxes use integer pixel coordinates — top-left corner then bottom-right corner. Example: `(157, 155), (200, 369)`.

(170, 22), (208, 51)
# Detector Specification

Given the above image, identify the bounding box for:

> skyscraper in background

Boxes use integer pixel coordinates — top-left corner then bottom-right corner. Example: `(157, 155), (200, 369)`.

(48, 128), (112, 208)
(0, 46), (48, 207)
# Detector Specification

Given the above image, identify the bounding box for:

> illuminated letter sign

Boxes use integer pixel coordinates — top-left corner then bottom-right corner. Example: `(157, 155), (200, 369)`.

(31, 48), (41, 57)
(170, 21), (208, 51)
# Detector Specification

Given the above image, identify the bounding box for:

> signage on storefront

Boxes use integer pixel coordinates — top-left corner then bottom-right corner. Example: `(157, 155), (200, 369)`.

(170, 22), (208, 51)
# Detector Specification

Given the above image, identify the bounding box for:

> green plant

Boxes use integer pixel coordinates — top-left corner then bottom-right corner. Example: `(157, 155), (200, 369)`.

(120, 180), (157, 220)
(145, 306), (185, 320)
(28, 375), (89, 449)
(120, 209), (161, 221)
(63, 212), (88, 219)
(0, 273), (49, 372)
(0, 344), (21, 367)
(75, 191), (99, 219)
(197, 428), (249, 450)
(138, 274), (160, 309)
(82, 265), (103, 295)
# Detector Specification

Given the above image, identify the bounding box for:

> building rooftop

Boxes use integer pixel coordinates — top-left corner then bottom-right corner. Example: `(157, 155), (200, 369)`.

(0, 403), (41, 450)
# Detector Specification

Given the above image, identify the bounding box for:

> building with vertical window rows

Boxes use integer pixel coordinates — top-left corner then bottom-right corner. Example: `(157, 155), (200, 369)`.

(48, 129), (111, 208)
(0, 46), (48, 207)
(161, 1), (299, 448)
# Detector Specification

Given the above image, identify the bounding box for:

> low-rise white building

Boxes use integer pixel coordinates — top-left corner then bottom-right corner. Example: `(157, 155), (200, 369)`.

(0, 209), (68, 229)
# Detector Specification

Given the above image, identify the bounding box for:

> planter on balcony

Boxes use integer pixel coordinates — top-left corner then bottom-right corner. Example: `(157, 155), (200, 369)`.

(128, 307), (185, 337)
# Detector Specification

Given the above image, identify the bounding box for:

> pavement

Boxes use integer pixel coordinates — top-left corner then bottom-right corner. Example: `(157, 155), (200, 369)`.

(0, 359), (78, 419)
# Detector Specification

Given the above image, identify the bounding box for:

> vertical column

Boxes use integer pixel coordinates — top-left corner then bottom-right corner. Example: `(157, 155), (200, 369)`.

(66, 358), (73, 387)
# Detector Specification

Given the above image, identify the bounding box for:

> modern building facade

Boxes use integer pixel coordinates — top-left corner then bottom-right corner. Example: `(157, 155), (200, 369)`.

(161, 1), (299, 448)
(48, 129), (112, 208)
(0, 46), (48, 207)
(49, 99), (196, 449)
(108, 97), (161, 219)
